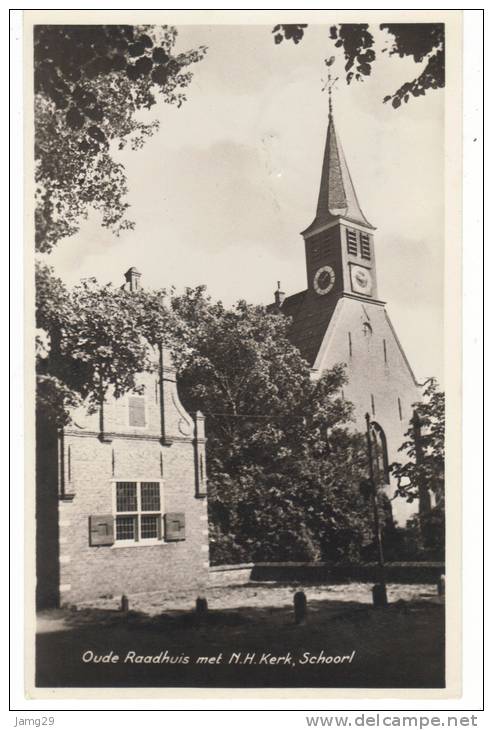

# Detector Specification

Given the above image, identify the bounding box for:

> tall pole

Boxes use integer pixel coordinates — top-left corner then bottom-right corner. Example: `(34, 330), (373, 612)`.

(412, 410), (431, 515)
(365, 413), (387, 601)
(159, 341), (167, 445)
(412, 409), (431, 548)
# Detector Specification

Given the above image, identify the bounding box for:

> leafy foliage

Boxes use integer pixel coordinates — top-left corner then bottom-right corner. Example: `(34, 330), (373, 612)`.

(166, 286), (390, 564)
(272, 22), (444, 107)
(391, 379), (444, 505)
(36, 274), (390, 564)
(36, 263), (155, 424)
(168, 287), (349, 469)
(272, 24), (307, 45)
(34, 25), (206, 252)
(329, 23), (375, 81)
(381, 24), (444, 108)
(391, 379), (445, 554)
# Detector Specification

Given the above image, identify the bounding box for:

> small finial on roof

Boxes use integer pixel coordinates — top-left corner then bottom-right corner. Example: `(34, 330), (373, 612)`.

(274, 281), (285, 309)
(123, 266), (142, 293)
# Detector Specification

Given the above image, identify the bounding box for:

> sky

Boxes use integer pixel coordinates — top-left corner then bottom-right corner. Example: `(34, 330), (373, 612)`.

(43, 23), (445, 383)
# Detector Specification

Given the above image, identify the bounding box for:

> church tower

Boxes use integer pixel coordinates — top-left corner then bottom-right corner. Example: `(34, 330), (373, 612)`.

(275, 97), (423, 524)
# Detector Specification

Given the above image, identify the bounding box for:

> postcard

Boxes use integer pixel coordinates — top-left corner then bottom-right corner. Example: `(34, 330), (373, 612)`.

(23, 9), (462, 699)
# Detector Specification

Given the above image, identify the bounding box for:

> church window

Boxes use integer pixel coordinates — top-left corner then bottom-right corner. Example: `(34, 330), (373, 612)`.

(371, 394), (375, 416)
(383, 339), (387, 364)
(346, 228), (358, 256)
(360, 233), (371, 260)
(129, 395), (146, 427)
(363, 322), (372, 337)
(398, 397), (403, 421)
(114, 481), (164, 543)
(348, 332), (352, 357)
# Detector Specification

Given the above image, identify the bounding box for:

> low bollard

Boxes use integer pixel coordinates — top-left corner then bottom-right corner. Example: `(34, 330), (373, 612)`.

(372, 583), (388, 607)
(196, 596), (208, 619)
(120, 594), (129, 613)
(437, 574), (446, 596)
(293, 591), (307, 625)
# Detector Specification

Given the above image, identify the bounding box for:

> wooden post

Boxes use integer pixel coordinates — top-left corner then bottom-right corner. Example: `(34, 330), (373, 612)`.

(372, 583), (387, 607)
(196, 596), (208, 618)
(293, 591), (307, 625)
(437, 575), (446, 596)
(120, 594), (129, 612)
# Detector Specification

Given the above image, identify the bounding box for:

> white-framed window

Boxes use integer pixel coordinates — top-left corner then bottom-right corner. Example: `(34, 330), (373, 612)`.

(113, 480), (164, 544)
(128, 394), (147, 428)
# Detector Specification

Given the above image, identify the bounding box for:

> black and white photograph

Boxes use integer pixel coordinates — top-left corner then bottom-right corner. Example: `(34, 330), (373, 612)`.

(23, 10), (464, 697)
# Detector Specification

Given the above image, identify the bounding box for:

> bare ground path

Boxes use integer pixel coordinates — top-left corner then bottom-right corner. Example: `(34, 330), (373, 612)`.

(35, 582), (444, 690)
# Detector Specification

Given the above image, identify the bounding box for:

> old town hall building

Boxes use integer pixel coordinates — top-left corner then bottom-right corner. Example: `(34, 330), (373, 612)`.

(36, 320), (209, 609)
(273, 104), (422, 524)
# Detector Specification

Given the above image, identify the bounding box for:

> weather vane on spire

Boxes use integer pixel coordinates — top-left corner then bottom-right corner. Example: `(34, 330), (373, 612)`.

(322, 56), (338, 117)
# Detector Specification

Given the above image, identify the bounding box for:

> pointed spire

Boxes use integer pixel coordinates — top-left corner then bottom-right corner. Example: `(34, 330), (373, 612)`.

(302, 101), (375, 236)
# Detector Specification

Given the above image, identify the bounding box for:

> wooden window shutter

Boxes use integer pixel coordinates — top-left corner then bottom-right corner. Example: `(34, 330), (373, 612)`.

(360, 233), (371, 260)
(346, 228), (358, 256)
(89, 515), (114, 546)
(129, 396), (146, 427)
(164, 512), (186, 542)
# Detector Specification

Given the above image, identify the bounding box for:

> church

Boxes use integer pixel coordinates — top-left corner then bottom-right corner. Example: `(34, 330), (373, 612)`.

(272, 100), (423, 525)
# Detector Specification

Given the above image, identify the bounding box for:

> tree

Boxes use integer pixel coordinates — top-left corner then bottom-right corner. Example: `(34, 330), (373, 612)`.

(36, 274), (391, 564)
(391, 379), (445, 553)
(35, 263), (170, 430)
(167, 286), (390, 564)
(272, 23), (444, 108)
(168, 287), (349, 467)
(34, 25), (206, 252)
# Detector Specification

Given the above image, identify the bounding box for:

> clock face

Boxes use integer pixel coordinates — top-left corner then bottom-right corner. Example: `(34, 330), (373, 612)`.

(350, 264), (373, 296)
(313, 265), (336, 295)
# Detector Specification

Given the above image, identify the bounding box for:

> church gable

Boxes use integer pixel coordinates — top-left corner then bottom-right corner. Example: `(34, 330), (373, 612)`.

(313, 298), (419, 392)
(269, 95), (422, 525)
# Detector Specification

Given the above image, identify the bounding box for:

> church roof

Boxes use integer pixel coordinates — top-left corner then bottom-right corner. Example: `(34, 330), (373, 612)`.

(302, 109), (374, 236)
(273, 102), (377, 367)
(275, 289), (339, 366)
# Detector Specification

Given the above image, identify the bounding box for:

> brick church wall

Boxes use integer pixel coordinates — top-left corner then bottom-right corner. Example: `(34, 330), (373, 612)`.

(313, 297), (422, 525)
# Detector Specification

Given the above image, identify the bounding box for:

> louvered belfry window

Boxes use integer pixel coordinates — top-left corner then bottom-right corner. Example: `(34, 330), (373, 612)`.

(360, 233), (371, 260)
(346, 228), (358, 255)
(129, 395), (146, 427)
(115, 481), (162, 542)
